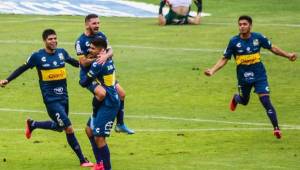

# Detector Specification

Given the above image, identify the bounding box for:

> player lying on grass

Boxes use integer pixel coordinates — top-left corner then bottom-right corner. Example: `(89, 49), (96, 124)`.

(0, 29), (93, 167)
(75, 13), (134, 134)
(79, 37), (120, 170)
(158, 0), (203, 25)
(204, 15), (297, 139)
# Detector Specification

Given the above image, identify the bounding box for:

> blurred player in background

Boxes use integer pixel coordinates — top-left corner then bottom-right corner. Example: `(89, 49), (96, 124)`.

(79, 37), (120, 170)
(158, 0), (203, 25)
(75, 14), (134, 135)
(0, 29), (93, 167)
(204, 15), (297, 139)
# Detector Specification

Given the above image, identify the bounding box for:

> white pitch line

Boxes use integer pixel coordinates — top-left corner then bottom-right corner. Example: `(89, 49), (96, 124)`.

(0, 127), (300, 132)
(0, 108), (300, 128)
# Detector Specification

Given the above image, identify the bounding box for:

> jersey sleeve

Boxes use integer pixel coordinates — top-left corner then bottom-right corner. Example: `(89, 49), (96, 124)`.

(87, 62), (102, 78)
(25, 52), (37, 68)
(258, 33), (272, 49)
(75, 39), (87, 56)
(63, 49), (79, 67)
(223, 39), (235, 59)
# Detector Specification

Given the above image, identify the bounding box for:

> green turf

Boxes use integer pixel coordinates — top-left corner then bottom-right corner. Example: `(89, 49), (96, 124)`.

(0, 0), (300, 169)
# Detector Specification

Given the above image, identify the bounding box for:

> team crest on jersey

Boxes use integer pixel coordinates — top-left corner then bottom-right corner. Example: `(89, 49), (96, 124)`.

(253, 39), (259, 46)
(58, 53), (64, 60)
(236, 42), (241, 48)
(41, 57), (46, 62)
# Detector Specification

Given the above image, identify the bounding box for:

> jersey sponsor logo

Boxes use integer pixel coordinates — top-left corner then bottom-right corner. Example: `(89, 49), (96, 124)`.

(76, 41), (83, 54)
(42, 63), (50, 67)
(104, 121), (114, 135)
(103, 72), (116, 86)
(236, 52), (261, 65)
(53, 87), (64, 95)
(40, 67), (67, 81)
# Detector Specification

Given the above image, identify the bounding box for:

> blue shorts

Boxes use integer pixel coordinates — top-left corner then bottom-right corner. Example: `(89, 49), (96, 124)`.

(238, 78), (270, 97)
(88, 104), (119, 137)
(45, 100), (71, 129)
(86, 80), (99, 94)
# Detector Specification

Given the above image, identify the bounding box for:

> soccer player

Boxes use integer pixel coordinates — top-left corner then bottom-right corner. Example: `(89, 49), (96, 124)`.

(158, 0), (203, 25)
(204, 15), (297, 139)
(79, 37), (120, 170)
(75, 14), (134, 134)
(0, 29), (93, 167)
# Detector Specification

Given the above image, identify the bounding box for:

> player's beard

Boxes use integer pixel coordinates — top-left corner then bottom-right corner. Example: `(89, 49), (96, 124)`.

(46, 42), (57, 53)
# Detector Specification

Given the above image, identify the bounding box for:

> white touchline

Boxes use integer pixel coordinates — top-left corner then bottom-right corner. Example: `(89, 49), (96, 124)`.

(0, 108), (299, 128)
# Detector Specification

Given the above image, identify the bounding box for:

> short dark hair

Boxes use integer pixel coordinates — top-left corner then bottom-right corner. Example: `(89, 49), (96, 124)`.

(90, 37), (107, 49)
(85, 14), (98, 23)
(238, 15), (252, 25)
(42, 29), (56, 40)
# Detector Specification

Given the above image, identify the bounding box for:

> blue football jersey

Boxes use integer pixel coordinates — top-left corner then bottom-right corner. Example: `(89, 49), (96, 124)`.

(25, 48), (72, 103)
(224, 32), (272, 83)
(87, 59), (119, 107)
(75, 32), (108, 80)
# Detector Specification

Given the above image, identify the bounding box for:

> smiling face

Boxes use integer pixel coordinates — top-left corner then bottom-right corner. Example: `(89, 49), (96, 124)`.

(238, 19), (252, 35)
(86, 17), (100, 35)
(44, 34), (57, 51)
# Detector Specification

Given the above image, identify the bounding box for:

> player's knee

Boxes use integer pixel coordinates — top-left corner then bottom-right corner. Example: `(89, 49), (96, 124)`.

(94, 86), (106, 101)
(65, 126), (74, 134)
(85, 126), (93, 138)
(116, 85), (126, 100)
(94, 136), (106, 148)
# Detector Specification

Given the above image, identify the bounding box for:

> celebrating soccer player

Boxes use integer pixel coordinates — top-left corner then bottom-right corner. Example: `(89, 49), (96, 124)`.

(204, 15), (297, 139)
(0, 29), (94, 167)
(75, 14), (134, 135)
(79, 37), (120, 170)
(158, 0), (203, 25)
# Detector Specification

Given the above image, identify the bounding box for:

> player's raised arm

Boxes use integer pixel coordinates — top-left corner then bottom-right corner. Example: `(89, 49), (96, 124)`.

(270, 45), (297, 61)
(204, 57), (229, 76)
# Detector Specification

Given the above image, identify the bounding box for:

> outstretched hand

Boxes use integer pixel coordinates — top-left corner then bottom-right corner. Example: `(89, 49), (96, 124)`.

(288, 53), (297, 62)
(0, 80), (8, 87)
(204, 69), (214, 76)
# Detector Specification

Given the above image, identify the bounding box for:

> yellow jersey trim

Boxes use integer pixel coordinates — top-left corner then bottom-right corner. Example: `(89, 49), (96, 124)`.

(40, 67), (67, 81)
(103, 72), (115, 86)
(236, 53), (261, 65)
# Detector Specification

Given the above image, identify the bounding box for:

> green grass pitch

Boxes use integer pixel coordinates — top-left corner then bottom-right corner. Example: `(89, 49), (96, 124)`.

(0, 0), (300, 169)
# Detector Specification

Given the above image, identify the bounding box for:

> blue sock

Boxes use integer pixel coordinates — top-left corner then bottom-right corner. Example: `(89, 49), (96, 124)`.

(259, 95), (279, 129)
(32, 121), (60, 131)
(117, 100), (125, 125)
(66, 133), (85, 163)
(89, 136), (99, 161)
(99, 144), (111, 170)
(234, 94), (249, 105)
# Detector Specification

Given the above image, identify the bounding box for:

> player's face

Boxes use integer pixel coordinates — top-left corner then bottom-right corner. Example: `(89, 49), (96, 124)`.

(44, 34), (57, 51)
(89, 44), (104, 56)
(238, 20), (251, 34)
(86, 18), (100, 34)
